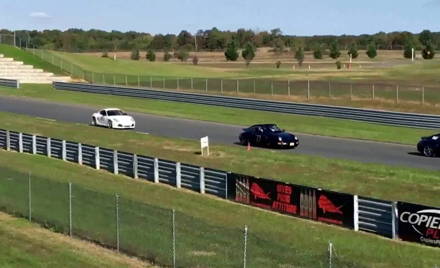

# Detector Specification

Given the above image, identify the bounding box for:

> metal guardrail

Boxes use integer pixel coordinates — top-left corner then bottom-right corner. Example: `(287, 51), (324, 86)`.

(54, 82), (440, 129)
(0, 129), (229, 199)
(0, 78), (19, 88)
(357, 197), (396, 238)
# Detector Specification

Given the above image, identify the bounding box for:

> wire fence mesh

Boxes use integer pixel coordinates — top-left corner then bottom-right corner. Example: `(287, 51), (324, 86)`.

(0, 166), (363, 267)
(29, 48), (439, 107)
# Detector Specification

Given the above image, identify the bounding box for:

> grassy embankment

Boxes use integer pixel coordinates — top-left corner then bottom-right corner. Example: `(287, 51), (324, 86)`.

(0, 44), (64, 75)
(0, 212), (149, 268)
(0, 137), (439, 267)
(0, 83), (436, 145)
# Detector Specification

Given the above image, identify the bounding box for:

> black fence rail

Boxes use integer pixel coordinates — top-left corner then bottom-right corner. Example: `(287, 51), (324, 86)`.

(0, 78), (19, 88)
(54, 82), (440, 129)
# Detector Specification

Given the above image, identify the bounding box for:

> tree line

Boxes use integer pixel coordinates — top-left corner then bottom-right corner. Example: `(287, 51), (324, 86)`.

(2, 28), (439, 53)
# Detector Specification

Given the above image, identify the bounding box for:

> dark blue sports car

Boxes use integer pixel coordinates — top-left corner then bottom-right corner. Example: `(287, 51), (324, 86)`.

(239, 124), (299, 148)
(417, 133), (440, 157)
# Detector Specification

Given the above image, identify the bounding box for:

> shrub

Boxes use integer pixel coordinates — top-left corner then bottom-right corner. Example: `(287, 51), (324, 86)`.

(192, 55), (199, 65)
(336, 61), (342, 69)
(146, 49), (156, 61)
(313, 47), (323, 59)
(329, 41), (341, 59)
(366, 43), (377, 59)
(130, 49), (140, 60)
(101, 50), (109, 58)
(224, 40), (239, 61)
(295, 47), (304, 66)
(163, 50), (172, 61)
(275, 61), (281, 68)
(242, 42), (256, 66)
(176, 49), (189, 62)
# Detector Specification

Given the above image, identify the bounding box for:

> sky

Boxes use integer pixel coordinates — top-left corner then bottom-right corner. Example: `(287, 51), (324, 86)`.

(1, 0), (439, 36)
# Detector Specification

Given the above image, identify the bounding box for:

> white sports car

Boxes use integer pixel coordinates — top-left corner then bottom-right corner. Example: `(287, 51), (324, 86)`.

(91, 108), (136, 129)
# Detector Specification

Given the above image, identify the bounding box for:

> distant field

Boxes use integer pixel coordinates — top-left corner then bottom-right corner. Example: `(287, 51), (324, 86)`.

(0, 212), (148, 268)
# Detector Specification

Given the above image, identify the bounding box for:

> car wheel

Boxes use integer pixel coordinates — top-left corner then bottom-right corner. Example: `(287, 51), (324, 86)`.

(107, 120), (113, 129)
(423, 146), (435, 157)
(91, 117), (97, 126)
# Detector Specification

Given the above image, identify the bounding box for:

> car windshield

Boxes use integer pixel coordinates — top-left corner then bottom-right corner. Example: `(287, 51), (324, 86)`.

(267, 125), (282, 132)
(107, 110), (126, 116)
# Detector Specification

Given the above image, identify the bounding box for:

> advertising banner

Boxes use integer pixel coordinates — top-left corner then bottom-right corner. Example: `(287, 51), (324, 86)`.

(397, 202), (440, 247)
(316, 190), (354, 228)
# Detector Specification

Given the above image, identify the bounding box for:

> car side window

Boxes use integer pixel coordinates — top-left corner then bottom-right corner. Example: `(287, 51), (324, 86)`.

(100, 110), (106, 116)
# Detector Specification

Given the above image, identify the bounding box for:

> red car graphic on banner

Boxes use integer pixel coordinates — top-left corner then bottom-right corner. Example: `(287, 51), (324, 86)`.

(316, 190), (354, 228)
(250, 182), (271, 200)
(318, 195), (343, 215)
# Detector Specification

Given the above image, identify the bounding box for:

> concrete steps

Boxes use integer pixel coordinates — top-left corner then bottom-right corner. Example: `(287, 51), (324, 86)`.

(0, 54), (71, 84)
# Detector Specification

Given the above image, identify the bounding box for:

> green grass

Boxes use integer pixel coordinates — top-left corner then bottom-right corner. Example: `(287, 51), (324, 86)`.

(0, 110), (438, 207)
(0, 45), (64, 75)
(0, 83), (436, 145)
(0, 149), (439, 267)
(0, 213), (148, 268)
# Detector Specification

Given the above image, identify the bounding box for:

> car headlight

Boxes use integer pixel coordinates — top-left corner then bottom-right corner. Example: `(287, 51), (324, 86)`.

(112, 118), (119, 123)
(278, 137), (282, 141)
(294, 136), (298, 140)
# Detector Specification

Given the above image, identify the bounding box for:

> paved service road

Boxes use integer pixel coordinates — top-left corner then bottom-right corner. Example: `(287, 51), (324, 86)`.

(0, 96), (438, 170)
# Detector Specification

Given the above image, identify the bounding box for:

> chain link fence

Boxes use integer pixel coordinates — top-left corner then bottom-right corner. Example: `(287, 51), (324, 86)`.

(0, 166), (356, 267)
(28, 48), (440, 107)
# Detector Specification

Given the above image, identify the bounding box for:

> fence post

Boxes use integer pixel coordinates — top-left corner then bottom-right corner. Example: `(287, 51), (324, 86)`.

(353, 195), (359, 231)
(199, 167), (205, 194)
(28, 172), (32, 222)
(253, 80), (256, 95)
(350, 83), (353, 101)
(18, 132), (23, 153)
(328, 241), (333, 268)
(125, 75), (128, 86)
(163, 77), (165, 89)
(5, 130), (10, 151)
(113, 150), (119, 175)
(176, 162), (181, 188)
(95, 147), (100, 170)
(133, 154), (138, 179)
(372, 84), (375, 101)
(102, 73), (105, 85)
(307, 80), (310, 101)
(113, 75), (116, 86)
(172, 209), (176, 268)
(137, 75), (140, 87)
(69, 182), (72, 237)
(154, 158), (159, 183)
(150, 76), (153, 88)
(92, 72), (94, 84)
(62, 140), (66, 161)
(288, 80), (291, 96)
(177, 78), (179, 90)
(392, 201), (398, 239)
(328, 80), (332, 97)
(191, 78), (194, 89)
(115, 193), (120, 252)
(396, 85), (399, 104)
(32, 135), (36, 154)
(236, 80), (239, 94)
(78, 143), (82, 165)
(243, 225), (248, 268)
(422, 86), (425, 105)
(47, 137), (51, 157)
(271, 81), (274, 96)
(220, 79), (223, 94)
(205, 79), (208, 92)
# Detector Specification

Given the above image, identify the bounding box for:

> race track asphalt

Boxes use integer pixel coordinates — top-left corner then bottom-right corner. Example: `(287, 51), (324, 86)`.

(0, 95), (438, 170)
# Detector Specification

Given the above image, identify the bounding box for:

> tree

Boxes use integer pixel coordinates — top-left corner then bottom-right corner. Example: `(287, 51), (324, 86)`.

(403, 42), (413, 59)
(335, 61), (342, 69)
(329, 41), (341, 59)
(101, 50), (109, 58)
(224, 40), (239, 61)
(177, 30), (193, 49)
(275, 60), (281, 69)
(313, 46), (323, 59)
(422, 43), (435, 59)
(347, 43), (358, 59)
(163, 50), (172, 61)
(272, 38), (285, 54)
(366, 43), (377, 59)
(176, 48), (189, 62)
(146, 49), (156, 61)
(241, 42), (256, 66)
(192, 55), (199, 65)
(294, 47), (304, 66)
(130, 48), (140, 60)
